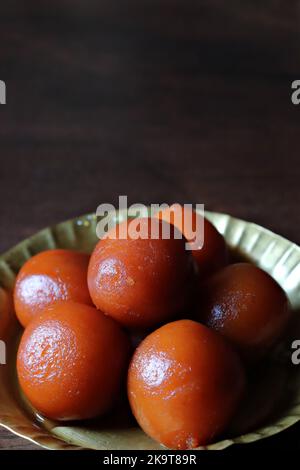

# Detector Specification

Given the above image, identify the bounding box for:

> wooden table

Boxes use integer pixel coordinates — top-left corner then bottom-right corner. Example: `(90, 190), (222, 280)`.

(0, 1), (299, 450)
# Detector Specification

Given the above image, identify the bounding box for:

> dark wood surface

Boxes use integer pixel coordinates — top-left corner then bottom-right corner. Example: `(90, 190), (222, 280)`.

(0, 1), (299, 450)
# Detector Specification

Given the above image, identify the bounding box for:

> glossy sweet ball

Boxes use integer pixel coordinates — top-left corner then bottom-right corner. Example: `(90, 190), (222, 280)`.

(198, 263), (291, 360)
(14, 249), (93, 327)
(155, 204), (227, 278)
(88, 218), (195, 329)
(0, 287), (14, 337)
(17, 302), (130, 421)
(128, 319), (245, 449)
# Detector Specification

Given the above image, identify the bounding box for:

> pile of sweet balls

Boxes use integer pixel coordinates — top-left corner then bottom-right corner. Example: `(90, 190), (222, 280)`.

(14, 205), (291, 449)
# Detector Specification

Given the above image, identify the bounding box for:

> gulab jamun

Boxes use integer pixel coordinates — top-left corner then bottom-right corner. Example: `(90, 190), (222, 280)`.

(155, 204), (227, 278)
(17, 301), (130, 421)
(88, 217), (195, 329)
(197, 263), (291, 360)
(128, 319), (245, 449)
(0, 287), (14, 337)
(14, 249), (93, 327)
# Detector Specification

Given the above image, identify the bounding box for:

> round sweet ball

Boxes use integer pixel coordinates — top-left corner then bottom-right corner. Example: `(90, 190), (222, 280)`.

(17, 301), (130, 421)
(14, 249), (93, 327)
(0, 287), (14, 337)
(128, 319), (246, 449)
(88, 217), (195, 329)
(198, 263), (291, 360)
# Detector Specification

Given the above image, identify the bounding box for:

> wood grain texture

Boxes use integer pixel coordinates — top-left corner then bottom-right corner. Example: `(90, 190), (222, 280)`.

(0, 1), (299, 450)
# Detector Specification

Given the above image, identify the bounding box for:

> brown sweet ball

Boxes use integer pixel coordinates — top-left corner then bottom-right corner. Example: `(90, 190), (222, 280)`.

(128, 319), (246, 449)
(155, 204), (227, 278)
(17, 301), (130, 421)
(0, 287), (14, 337)
(14, 249), (93, 327)
(88, 217), (195, 329)
(197, 263), (291, 360)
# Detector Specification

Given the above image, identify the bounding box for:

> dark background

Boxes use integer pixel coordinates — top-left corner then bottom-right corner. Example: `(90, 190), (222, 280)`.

(0, 0), (299, 449)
